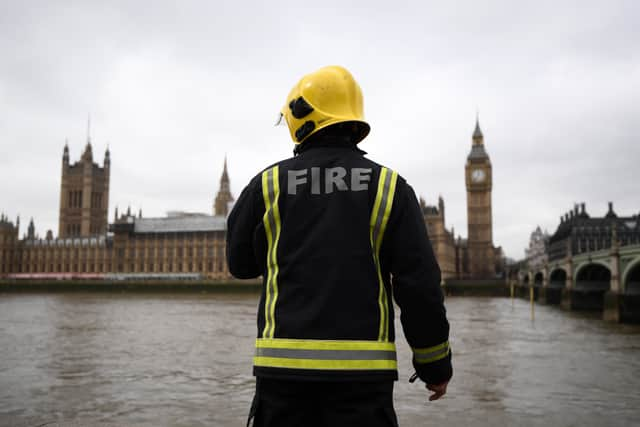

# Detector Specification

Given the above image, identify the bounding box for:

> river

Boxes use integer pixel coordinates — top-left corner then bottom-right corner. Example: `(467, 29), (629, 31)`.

(1, 293), (639, 426)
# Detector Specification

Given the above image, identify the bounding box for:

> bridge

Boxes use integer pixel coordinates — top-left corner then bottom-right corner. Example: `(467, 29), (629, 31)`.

(516, 237), (640, 323)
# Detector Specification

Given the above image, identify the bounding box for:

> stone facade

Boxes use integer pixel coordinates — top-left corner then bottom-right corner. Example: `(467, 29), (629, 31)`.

(0, 143), (232, 279)
(59, 141), (110, 237)
(421, 196), (457, 279)
(548, 202), (640, 262)
(110, 212), (229, 279)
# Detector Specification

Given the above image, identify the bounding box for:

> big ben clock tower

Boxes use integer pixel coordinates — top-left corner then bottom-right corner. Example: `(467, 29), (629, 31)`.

(465, 118), (496, 279)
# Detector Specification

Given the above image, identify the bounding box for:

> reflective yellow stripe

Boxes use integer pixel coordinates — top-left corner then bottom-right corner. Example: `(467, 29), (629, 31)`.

(412, 341), (450, 364)
(257, 338), (396, 351)
(261, 166), (281, 339)
(376, 171), (398, 254)
(371, 168), (387, 342)
(378, 170), (397, 340)
(254, 357), (397, 370)
(270, 167), (282, 338)
(261, 170), (273, 338)
(370, 167), (398, 342)
(254, 338), (398, 371)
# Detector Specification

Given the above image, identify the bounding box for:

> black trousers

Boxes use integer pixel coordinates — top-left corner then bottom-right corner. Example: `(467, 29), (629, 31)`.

(248, 377), (399, 427)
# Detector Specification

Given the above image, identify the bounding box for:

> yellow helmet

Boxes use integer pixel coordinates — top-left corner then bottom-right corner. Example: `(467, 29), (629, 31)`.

(280, 65), (370, 145)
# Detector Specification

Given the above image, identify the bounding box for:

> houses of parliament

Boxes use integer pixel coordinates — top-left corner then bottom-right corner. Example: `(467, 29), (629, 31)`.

(0, 120), (503, 281)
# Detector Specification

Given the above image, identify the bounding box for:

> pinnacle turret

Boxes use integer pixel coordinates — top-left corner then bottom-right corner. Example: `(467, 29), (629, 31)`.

(63, 141), (70, 165)
(472, 116), (483, 142)
(221, 155), (230, 187)
(27, 218), (35, 240)
(82, 141), (93, 162)
(467, 116), (489, 161)
(214, 156), (234, 216)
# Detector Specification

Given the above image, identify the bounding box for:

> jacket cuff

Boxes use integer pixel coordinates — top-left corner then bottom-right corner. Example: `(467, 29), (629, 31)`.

(411, 341), (453, 385)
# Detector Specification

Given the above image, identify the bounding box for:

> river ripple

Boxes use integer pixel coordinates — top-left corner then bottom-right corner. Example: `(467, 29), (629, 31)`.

(1, 293), (639, 426)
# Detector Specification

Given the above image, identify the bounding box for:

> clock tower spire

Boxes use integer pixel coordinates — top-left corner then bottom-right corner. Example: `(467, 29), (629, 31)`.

(465, 116), (495, 279)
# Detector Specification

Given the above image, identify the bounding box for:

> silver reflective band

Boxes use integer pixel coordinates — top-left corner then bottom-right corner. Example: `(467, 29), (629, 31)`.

(256, 347), (397, 361)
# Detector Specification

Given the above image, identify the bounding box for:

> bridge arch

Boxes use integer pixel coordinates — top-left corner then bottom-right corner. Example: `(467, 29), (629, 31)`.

(574, 263), (611, 291)
(534, 272), (544, 287)
(549, 268), (567, 288)
(623, 257), (640, 295)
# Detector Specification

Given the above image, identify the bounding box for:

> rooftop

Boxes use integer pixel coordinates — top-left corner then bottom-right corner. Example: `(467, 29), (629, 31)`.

(133, 215), (226, 233)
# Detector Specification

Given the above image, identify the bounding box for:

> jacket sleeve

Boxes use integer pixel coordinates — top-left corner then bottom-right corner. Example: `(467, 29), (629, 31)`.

(226, 176), (264, 279)
(383, 179), (452, 385)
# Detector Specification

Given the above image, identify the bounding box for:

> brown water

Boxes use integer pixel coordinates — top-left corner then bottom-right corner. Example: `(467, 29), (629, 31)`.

(1, 293), (639, 427)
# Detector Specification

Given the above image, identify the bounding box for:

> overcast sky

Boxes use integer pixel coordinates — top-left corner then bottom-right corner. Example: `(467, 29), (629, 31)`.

(1, 0), (638, 259)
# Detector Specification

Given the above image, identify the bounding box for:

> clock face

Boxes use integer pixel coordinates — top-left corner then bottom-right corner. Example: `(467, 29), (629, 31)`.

(471, 169), (486, 183)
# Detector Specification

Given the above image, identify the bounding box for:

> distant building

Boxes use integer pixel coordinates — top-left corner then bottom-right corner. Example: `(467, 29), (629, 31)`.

(525, 226), (549, 271)
(548, 202), (640, 262)
(419, 118), (505, 280)
(421, 196), (457, 279)
(59, 140), (110, 237)
(0, 141), (232, 279)
(109, 210), (228, 279)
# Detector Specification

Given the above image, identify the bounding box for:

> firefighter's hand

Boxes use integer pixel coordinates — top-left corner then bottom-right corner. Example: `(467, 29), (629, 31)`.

(426, 381), (448, 401)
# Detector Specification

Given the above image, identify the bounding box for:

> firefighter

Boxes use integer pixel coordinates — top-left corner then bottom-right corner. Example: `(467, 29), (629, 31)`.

(227, 65), (452, 427)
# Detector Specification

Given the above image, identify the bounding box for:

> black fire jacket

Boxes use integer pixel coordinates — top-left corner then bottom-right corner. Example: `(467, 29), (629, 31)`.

(227, 137), (452, 384)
